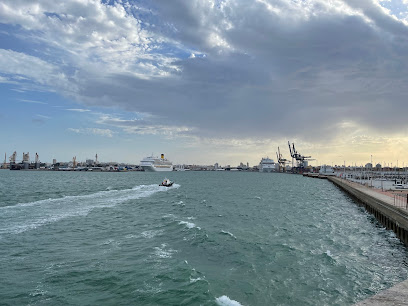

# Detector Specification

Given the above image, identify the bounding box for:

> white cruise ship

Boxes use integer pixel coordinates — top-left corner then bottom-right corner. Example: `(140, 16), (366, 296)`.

(259, 157), (277, 172)
(140, 154), (173, 172)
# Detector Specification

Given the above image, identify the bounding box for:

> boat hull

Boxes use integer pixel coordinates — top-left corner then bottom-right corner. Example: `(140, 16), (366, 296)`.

(141, 165), (173, 172)
(259, 169), (276, 173)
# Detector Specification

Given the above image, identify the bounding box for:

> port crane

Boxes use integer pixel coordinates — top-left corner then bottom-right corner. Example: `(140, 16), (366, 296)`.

(288, 141), (313, 172)
(9, 151), (17, 164)
(276, 147), (289, 172)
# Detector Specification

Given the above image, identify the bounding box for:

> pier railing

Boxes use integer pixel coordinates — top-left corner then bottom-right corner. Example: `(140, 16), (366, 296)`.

(393, 194), (408, 210)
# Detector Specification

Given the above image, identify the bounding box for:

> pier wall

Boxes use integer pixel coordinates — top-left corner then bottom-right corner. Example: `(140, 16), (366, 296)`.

(327, 176), (408, 247)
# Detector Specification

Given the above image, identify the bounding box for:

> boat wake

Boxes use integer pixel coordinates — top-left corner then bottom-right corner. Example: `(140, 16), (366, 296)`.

(0, 184), (178, 237)
(216, 295), (243, 306)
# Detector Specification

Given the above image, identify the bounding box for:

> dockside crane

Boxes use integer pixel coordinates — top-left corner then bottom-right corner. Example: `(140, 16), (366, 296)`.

(9, 151), (16, 164)
(288, 141), (313, 172)
(276, 147), (289, 172)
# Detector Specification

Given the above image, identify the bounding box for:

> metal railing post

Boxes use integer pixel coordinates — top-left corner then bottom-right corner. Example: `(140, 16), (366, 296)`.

(406, 194), (408, 210)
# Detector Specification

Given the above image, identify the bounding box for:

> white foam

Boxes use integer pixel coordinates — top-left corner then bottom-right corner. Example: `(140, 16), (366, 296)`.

(190, 277), (204, 283)
(216, 295), (243, 306)
(179, 221), (200, 230)
(153, 243), (177, 259)
(0, 184), (167, 236)
(29, 283), (47, 297)
(221, 230), (237, 239)
(102, 239), (115, 245)
(141, 230), (163, 239)
(159, 183), (181, 190)
(162, 213), (175, 219)
(125, 234), (137, 239)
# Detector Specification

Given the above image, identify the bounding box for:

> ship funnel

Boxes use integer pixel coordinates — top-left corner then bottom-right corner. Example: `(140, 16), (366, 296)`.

(161, 154), (164, 159)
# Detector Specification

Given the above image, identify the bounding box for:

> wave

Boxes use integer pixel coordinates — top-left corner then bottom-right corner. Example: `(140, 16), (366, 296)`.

(220, 230), (237, 239)
(153, 243), (177, 259)
(216, 295), (243, 306)
(0, 184), (175, 237)
(178, 221), (201, 230)
(189, 276), (204, 283)
(141, 230), (164, 239)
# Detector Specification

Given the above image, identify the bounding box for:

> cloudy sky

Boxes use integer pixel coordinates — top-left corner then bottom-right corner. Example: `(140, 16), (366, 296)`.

(1, 0), (408, 166)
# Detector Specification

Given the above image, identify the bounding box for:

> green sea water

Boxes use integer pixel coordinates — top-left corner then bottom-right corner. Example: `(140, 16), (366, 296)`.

(0, 170), (407, 305)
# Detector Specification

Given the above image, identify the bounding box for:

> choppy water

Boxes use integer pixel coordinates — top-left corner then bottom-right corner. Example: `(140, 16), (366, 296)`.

(0, 170), (407, 305)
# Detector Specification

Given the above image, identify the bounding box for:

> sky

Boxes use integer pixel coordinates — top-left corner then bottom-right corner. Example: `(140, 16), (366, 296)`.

(1, 0), (408, 167)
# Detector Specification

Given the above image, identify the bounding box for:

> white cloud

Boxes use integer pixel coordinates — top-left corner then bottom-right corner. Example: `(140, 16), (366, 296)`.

(87, 128), (115, 138)
(19, 99), (48, 105)
(65, 108), (91, 112)
(67, 128), (81, 134)
(0, 0), (180, 79)
(36, 114), (51, 119)
(0, 75), (17, 84)
(0, 49), (72, 92)
(1, 0), (408, 151)
(67, 127), (114, 138)
(96, 114), (193, 137)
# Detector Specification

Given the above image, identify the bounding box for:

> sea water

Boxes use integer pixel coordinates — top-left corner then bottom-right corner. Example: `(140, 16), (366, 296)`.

(0, 170), (407, 305)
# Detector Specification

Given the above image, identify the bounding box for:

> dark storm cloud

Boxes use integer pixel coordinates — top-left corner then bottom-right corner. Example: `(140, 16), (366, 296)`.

(2, 0), (408, 142)
(66, 0), (408, 141)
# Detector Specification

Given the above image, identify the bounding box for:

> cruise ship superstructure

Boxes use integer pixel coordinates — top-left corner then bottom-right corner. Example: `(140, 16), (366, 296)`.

(259, 157), (277, 173)
(140, 154), (173, 172)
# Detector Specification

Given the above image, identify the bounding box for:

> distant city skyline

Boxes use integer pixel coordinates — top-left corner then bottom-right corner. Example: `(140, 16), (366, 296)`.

(1, 0), (408, 166)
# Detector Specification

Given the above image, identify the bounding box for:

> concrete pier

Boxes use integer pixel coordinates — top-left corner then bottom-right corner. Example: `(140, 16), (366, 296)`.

(355, 279), (408, 305)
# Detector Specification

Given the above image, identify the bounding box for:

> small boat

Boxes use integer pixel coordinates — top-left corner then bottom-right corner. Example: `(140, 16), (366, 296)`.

(393, 184), (408, 190)
(159, 178), (173, 187)
(392, 180), (408, 190)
